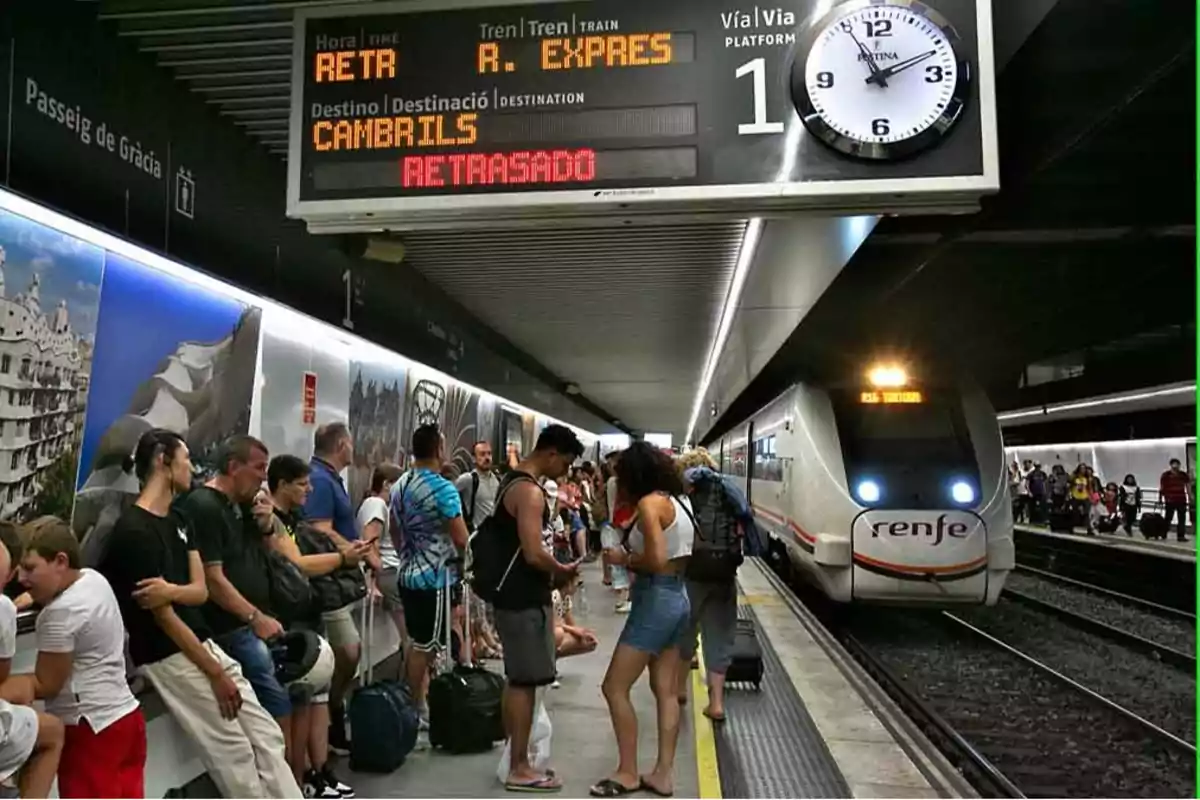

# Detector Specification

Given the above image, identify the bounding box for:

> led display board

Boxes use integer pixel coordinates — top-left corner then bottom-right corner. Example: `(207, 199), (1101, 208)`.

(287, 0), (998, 231)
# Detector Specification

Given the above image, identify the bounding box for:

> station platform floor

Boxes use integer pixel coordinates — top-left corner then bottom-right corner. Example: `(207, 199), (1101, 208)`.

(1015, 522), (1196, 563)
(346, 559), (952, 799)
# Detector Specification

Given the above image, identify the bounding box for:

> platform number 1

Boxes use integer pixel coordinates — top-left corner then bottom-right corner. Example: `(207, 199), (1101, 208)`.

(735, 57), (784, 135)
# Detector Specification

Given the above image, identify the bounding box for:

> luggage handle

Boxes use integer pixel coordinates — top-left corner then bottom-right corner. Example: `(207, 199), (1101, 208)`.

(360, 564), (376, 685)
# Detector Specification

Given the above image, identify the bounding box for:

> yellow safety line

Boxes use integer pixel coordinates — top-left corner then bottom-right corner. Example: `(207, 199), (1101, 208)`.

(691, 635), (723, 799)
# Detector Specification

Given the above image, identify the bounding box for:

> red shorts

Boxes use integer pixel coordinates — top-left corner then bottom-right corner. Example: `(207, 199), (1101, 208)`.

(58, 708), (146, 799)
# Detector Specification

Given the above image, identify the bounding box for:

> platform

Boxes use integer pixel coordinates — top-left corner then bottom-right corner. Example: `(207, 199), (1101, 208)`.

(1015, 523), (1196, 563)
(347, 559), (965, 799)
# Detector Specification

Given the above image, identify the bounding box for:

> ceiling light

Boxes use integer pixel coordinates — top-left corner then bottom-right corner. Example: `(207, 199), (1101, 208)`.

(867, 364), (908, 388)
(997, 384), (1195, 421)
(684, 218), (763, 444)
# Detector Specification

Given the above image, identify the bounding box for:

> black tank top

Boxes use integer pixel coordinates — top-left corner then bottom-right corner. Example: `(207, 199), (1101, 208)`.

(491, 470), (553, 610)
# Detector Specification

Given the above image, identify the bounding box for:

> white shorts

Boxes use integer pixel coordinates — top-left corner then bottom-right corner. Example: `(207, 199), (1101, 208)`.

(0, 704), (37, 783)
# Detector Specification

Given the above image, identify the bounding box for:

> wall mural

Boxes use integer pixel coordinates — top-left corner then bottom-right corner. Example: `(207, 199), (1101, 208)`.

(0, 208), (103, 523)
(74, 252), (260, 539)
(347, 359), (406, 504)
(443, 383), (478, 478)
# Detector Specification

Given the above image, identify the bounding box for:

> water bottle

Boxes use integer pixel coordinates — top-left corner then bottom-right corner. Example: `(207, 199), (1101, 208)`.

(577, 580), (590, 615)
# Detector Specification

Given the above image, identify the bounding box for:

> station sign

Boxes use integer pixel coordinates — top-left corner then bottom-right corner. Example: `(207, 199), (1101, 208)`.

(286, 0), (998, 231)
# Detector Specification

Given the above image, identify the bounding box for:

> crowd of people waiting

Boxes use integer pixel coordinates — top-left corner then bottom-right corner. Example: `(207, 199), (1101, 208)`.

(1008, 456), (1194, 541)
(0, 419), (756, 800)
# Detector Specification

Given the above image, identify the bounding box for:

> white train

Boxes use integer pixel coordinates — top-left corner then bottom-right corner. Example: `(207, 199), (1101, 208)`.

(715, 365), (1014, 605)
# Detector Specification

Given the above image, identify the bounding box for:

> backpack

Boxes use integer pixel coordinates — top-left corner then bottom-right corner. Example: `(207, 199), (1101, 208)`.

(468, 474), (539, 603)
(684, 475), (744, 583)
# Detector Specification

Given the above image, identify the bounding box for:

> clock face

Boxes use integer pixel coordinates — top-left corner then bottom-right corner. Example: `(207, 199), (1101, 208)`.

(792, 0), (971, 161)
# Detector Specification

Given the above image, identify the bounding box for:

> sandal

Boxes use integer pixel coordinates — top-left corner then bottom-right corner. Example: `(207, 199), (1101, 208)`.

(589, 778), (639, 797)
(703, 708), (726, 723)
(639, 778), (674, 798)
(506, 775), (563, 793)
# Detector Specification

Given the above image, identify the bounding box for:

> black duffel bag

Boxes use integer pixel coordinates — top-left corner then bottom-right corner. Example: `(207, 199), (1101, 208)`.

(263, 546), (315, 626)
(294, 522), (367, 612)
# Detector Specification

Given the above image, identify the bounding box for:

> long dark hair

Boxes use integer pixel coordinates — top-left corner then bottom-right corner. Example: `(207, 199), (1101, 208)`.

(614, 442), (683, 503)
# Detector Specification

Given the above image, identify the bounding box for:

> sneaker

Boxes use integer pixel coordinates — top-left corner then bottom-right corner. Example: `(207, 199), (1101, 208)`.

(321, 766), (354, 798)
(615, 601), (632, 614)
(303, 770), (341, 800)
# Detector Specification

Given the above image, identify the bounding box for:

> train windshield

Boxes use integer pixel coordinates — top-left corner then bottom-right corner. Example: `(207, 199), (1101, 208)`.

(832, 389), (979, 508)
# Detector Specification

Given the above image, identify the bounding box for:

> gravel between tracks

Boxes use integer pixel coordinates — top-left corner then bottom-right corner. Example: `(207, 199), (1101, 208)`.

(850, 611), (1195, 798)
(954, 600), (1196, 743)
(1006, 571), (1196, 656)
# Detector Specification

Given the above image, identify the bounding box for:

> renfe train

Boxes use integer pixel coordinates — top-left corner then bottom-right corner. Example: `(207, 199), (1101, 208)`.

(714, 364), (1014, 605)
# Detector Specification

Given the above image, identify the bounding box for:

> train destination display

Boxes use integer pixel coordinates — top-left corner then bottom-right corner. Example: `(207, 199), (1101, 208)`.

(287, 0), (997, 228)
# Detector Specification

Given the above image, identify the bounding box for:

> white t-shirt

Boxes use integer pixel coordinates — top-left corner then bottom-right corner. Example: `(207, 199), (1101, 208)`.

(357, 496), (397, 569)
(37, 569), (139, 732)
(0, 596), (17, 662)
(455, 470), (500, 530)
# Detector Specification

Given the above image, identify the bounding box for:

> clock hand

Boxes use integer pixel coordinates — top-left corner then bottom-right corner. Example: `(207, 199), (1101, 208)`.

(845, 29), (889, 88)
(865, 49), (938, 85)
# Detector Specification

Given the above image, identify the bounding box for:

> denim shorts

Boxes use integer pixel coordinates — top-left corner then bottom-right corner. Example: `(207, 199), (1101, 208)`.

(216, 627), (291, 718)
(618, 573), (691, 655)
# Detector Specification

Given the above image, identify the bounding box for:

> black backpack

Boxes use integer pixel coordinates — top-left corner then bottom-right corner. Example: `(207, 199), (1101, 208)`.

(685, 474), (744, 583)
(468, 474), (540, 603)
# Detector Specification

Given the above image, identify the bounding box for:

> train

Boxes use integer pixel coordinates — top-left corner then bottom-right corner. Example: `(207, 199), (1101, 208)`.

(712, 363), (1014, 605)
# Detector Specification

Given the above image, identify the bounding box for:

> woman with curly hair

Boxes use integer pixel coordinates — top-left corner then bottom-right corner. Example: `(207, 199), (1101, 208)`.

(591, 443), (694, 798)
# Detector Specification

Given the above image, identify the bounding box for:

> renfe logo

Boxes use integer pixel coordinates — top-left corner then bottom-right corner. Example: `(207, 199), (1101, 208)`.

(870, 515), (970, 546)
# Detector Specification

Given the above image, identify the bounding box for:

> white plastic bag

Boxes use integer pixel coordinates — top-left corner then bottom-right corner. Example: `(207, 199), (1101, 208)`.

(497, 689), (552, 782)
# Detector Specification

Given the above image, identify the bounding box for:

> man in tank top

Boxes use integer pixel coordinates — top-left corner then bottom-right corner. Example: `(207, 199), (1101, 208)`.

(490, 425), (584, 793)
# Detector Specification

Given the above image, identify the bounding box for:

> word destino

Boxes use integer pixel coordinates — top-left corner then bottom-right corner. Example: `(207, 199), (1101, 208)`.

(25, 78), (163, 180)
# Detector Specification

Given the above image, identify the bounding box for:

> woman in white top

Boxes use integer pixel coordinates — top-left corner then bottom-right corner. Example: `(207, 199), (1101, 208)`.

(592, 443), (693, 799)
(358, 464), (405, 644)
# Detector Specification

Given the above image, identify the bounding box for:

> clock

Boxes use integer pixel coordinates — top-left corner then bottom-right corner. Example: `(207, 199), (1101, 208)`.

(791, 0), (971, 161)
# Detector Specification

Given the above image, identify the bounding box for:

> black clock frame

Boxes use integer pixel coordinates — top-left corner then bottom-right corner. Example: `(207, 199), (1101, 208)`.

(790, 0), (972, 162)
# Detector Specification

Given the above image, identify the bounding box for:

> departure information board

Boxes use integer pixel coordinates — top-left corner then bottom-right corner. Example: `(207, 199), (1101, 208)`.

(287, 0), (997, 229)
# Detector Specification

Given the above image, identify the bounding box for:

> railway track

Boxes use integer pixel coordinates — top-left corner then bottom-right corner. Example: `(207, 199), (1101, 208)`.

(844, 609), (1195, 798)
(766, 555), (1196, 798)
(1003, 569), (1195, 669)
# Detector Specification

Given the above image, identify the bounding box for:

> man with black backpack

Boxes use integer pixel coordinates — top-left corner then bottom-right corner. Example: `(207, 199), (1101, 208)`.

(456, 441), (501, 533)
(469, 425), (582, 793)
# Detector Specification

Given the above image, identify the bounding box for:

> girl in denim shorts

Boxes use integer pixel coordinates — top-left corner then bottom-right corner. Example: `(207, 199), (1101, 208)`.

(591, 443), (694, 799)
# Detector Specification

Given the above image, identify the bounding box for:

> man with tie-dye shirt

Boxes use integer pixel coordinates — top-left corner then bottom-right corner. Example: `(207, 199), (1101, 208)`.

(391, 424), (469, 732)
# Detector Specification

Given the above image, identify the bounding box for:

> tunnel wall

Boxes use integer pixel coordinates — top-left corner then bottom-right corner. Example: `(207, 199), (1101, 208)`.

(0, 3), (603, 433)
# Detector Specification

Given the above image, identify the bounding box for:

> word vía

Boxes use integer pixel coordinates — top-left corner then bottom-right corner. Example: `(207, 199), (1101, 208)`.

(869, 515), (971, 547)
(401, 149), (596, 188)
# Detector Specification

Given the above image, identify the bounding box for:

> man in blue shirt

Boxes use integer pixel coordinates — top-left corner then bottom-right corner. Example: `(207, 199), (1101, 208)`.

(391, 424), (469, 732)
(301, 421), (360, 754)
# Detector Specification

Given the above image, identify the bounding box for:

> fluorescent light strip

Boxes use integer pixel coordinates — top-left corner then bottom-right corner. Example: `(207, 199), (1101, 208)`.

(684, 218), (763, 445)
(0, 187), (598, 443)
(1006, 436), (1194, 452)
(997, 385), (1196, 421)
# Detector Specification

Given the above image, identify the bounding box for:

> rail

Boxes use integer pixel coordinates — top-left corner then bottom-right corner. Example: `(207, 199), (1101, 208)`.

(1001, 588), (1195, 671)
(941, 612), (1196, 758)
(1012, 564), (1196, 623)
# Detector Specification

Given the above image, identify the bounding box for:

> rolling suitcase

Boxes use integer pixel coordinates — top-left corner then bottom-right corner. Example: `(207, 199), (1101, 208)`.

(348, 593), (419, 773)
(724, 618), (764, 689)
(428, 572), (506, 754)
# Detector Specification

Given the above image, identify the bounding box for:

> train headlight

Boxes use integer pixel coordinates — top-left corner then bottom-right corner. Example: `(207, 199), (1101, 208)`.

(856, 480), (882, 504)
(951, 480), (975, 505)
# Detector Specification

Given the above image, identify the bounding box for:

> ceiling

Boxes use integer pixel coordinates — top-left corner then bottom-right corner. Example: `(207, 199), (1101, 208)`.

(90, 0), (1196, 444)
(400, 222), (746, 437)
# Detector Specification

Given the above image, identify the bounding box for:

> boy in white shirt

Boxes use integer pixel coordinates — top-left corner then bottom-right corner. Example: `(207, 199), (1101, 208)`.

(0, 523), (63, 799)
(3, 517), (143, 798)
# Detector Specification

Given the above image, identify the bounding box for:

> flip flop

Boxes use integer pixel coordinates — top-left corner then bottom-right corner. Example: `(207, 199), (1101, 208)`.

(588, 778), (639, 797)
(639, 778), (674, 798)
(506, 775), (563, 794)
(703, 708), (726, 723)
